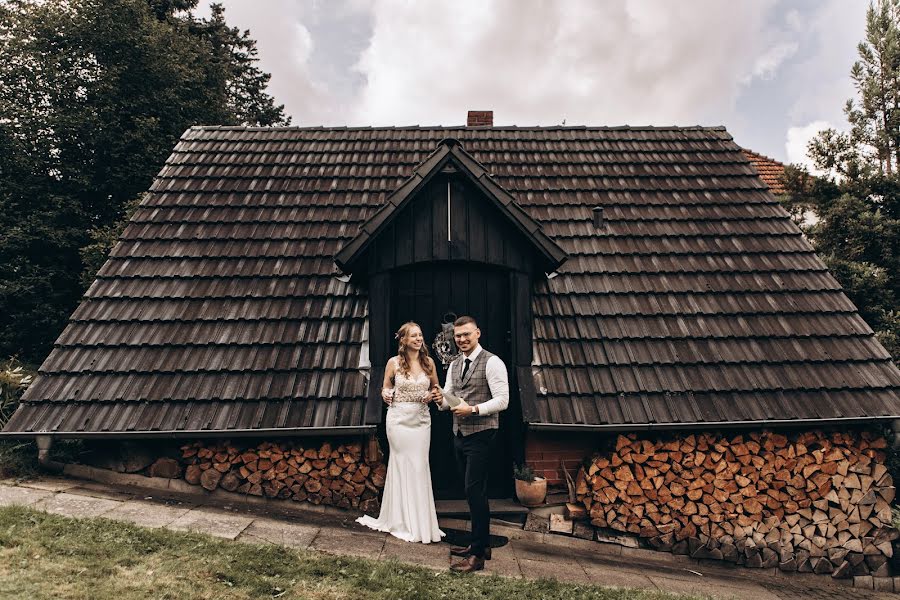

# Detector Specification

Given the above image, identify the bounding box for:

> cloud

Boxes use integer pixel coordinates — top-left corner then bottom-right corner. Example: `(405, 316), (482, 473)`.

(786, 120), (831, 171)
(196, 0), (867, 168)
(350, 0), (784, 126)
(744, 41), (799, 83)
(196, 0), (356, 124)
(783, 0), (862, 126)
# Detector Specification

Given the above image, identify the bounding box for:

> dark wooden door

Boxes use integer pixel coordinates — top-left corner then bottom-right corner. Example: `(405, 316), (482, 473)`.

(390, 262), (515, 499)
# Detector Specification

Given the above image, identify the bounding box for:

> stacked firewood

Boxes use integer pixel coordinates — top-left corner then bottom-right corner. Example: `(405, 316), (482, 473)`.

(575, 430), (898, 577)
(179, 439), (386, 513)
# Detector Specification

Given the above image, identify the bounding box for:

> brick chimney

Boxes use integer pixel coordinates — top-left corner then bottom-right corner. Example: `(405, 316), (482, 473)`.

(467, 110), (493, 127)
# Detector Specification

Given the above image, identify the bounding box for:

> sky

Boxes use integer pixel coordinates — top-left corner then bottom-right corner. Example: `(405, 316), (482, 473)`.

(197, 0), (869, 168)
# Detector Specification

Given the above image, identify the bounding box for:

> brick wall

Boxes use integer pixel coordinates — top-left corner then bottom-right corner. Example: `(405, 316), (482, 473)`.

(524, 430), (599, 484)
(466, 110), (493, 127)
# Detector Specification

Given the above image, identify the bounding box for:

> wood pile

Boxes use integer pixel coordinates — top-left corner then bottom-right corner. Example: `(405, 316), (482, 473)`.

(179, 439), (386, 513)
(575, 430), (898, 577)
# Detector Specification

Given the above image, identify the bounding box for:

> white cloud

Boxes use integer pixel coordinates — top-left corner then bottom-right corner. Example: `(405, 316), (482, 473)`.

(196, 0), (343, 124)
(786, 120), (831, 171)
(783, 0), (862, 126)
(744, 41), (799, 83)
(194, 0), (868, 163)
(350, 0), (783, 126)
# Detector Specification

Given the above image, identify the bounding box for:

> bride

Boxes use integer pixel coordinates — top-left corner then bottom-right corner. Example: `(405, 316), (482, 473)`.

(356, 321), (445, 543)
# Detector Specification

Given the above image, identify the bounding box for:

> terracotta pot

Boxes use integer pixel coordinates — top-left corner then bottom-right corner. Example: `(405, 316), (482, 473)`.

(515, 476), (547, 507)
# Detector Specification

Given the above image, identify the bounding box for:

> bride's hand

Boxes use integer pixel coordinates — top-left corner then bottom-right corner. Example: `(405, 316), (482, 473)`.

(381, 387), (394, 405)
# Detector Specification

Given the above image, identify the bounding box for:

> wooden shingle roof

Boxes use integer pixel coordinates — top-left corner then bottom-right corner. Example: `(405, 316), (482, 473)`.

(4, 125), (898, 437)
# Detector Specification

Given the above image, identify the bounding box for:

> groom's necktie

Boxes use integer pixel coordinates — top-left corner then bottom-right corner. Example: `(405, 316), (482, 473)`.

(461, 358), (471, 380)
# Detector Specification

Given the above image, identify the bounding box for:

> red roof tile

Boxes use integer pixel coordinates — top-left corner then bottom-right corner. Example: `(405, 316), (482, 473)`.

(742, 148), (787, 195)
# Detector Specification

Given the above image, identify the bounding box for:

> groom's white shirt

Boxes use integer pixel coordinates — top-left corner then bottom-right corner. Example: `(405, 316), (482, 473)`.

(438, 344), (509, 416)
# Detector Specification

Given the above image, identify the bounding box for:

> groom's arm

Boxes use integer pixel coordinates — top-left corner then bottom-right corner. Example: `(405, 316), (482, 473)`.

(475, 356), (509, 416)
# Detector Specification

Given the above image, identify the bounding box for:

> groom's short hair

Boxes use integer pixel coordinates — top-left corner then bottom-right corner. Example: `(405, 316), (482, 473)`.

(454, 315), (478, 328)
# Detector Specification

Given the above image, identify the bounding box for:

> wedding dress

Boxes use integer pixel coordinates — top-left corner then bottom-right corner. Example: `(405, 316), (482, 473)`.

(356, 368), (445, 543)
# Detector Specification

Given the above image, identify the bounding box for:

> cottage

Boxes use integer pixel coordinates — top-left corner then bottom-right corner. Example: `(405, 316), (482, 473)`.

(4, 111), (899, 575)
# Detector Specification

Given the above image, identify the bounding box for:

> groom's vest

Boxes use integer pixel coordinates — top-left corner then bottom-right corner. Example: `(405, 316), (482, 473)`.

(451, 349), (499, 436)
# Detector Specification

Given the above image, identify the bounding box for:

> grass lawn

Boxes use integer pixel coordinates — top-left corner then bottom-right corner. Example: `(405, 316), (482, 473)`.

(0, 504), (706, 600)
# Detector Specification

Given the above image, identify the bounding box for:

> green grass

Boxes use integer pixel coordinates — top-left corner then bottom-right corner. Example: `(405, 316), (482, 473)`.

(0, 505), (705, 600)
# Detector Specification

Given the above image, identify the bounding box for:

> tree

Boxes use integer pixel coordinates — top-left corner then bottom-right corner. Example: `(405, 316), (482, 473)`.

(192, 3), (288, 128)
(0, 0), (288, 365)
(782, 3), (900, 362)
(845, 0), (900, 175)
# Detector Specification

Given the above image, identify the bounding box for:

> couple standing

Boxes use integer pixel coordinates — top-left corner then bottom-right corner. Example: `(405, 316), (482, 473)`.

(356, 315), (508, 573)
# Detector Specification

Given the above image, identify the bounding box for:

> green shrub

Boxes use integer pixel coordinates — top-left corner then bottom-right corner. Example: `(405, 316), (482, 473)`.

(0, 358), (34, 428)
(513, 463), (536, 482)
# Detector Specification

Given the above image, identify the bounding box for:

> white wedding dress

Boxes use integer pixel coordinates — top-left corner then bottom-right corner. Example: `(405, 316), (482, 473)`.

(356, 368), (445, 543)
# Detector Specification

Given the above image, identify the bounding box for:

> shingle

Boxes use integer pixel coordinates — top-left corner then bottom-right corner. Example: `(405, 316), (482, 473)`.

(5, 125), (899, 435)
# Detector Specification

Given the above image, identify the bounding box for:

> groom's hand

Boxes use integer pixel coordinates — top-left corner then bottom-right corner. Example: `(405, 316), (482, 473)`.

(451, 403), (474, 418)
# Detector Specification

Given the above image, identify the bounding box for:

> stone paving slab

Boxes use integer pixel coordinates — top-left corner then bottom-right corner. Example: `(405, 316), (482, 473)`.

(16, 477), (81, 493)
(237, 516), (320, 550)
(759, 578), (896, 600)
(165, 506), (254, 540)
(310, 524), (386, 560)
(517, 557), (592, 585)
(0, 485), (54, 507)
(32, 492), (121, 519)
(577, 561), (657, 592)
(65, 484), (136, 502)
(477, 545), (523, 578)
(647, 575), (770, 600)
(104, 499), (195, 529)
(379, 535), (449, 570)
(510, 537), (572, 563)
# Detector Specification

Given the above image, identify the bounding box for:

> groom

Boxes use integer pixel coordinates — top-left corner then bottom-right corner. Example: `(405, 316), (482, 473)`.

(434, 315), (509, 573)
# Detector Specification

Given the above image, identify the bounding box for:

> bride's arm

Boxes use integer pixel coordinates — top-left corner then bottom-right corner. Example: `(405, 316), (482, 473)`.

(381, 357), (396, 405)
(426, 358), (442, 405)
(434, 360), (452, 411)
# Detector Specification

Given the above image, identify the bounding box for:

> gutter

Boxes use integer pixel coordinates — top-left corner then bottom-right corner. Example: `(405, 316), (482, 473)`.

(527, 415), (898, 433)
(1, 425), (377, 441)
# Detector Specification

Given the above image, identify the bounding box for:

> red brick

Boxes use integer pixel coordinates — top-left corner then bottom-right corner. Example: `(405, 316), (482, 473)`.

(466, 110), (493, 127)
(524, 431), (597, 484)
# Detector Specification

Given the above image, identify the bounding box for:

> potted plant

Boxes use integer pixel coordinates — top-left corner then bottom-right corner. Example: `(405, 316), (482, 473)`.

(513, 463), (547, 507)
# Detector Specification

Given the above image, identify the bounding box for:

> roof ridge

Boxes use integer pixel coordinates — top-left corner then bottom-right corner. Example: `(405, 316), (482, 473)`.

(186, 124), (730, 132)
(742, 148), (786, 166)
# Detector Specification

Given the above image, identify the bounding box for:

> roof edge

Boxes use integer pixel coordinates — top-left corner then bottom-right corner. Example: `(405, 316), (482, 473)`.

(528, 415), (898, 433)
(185, 124), (732, 133)
(335, 139), (568, 272)
(0, 425), (377, 440)
(334, 144), (452, 270)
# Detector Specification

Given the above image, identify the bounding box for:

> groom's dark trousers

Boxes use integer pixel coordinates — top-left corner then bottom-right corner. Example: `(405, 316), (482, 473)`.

(453, 428), (495, 558)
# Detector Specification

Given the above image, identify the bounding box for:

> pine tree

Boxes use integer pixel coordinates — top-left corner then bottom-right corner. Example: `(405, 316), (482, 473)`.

(783, 2), (900, 361)
(846, 0), (900, 175)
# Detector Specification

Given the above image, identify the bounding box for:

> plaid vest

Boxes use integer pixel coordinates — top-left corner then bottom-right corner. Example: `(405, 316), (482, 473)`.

(451, 349), (499, 436)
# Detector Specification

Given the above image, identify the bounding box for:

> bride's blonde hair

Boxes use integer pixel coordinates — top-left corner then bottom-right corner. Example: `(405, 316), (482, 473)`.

(395, 321), (434, 377)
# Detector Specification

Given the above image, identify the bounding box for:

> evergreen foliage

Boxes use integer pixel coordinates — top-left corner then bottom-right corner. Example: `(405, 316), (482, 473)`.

(0, 0), (288, 365)
(783, 0), (900, 361)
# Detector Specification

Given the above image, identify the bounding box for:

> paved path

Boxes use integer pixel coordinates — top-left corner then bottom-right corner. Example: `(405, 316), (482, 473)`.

(0, 475), (894, 600)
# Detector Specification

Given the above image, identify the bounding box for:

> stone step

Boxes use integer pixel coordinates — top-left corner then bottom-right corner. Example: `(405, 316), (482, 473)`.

(435, 499), (529, 517)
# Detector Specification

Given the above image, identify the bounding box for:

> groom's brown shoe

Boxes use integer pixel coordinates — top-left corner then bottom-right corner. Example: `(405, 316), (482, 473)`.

(450, 554), (485, 573)
(449, 544), (491, 560)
